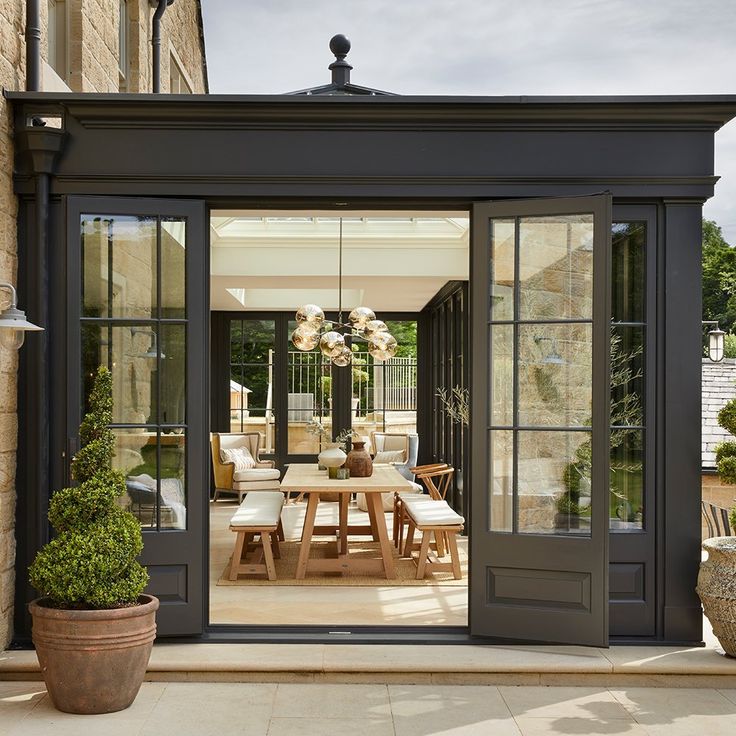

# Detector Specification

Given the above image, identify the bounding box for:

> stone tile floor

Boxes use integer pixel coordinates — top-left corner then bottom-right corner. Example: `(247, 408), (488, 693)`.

(2, 681), (736, 735)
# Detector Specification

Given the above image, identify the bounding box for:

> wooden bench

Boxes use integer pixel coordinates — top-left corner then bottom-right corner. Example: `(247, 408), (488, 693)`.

(228, 491), (285, 581)
(402, 497), (464, 580)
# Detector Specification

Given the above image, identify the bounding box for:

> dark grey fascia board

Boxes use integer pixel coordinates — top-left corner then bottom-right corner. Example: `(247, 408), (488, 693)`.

(6, 91), (736, 129)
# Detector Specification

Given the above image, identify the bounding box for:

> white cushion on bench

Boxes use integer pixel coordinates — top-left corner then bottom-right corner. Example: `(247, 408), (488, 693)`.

(230, 491), (284, 528)
(406, 499), (464, 526)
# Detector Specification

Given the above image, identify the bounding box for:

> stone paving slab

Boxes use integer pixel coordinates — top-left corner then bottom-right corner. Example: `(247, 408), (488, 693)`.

(2, 681), (736, 735)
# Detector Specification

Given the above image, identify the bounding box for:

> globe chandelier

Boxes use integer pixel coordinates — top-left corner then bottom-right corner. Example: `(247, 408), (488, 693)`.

(291, 218), (398, 366)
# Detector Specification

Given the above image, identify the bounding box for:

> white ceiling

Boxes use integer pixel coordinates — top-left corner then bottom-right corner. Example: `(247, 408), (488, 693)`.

(210, 210), (470, 312)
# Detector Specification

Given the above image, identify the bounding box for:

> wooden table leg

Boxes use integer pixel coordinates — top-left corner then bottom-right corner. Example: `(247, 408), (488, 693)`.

(296, 492), (319, 579)
(367, 492), (396, 579)
(338, 493), (349, 556)
(366, 494), (379, 541)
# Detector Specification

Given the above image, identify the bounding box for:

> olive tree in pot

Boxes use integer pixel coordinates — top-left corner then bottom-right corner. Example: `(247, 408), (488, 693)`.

(697, 397), (736, 657)
(28, 366), (157, 714)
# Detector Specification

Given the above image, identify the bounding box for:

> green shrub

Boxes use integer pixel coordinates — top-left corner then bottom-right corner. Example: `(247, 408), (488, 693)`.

(718, 455), (736, 486)
(715, 441), (736, 464)
(29, 366), (148, 608)
(717, 399), (736, 437)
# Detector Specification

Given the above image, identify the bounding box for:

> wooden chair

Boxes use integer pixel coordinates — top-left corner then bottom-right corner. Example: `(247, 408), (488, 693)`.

(402, 498), (465, 580)
(392, 464), (451, 550)
(211, 432), (281, 503)
(702, 500), (733, 538)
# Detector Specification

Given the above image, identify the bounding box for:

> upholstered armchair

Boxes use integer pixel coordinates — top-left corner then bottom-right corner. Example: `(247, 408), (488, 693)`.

(211, 432), (281, 503)
(358, 432), (421, 511)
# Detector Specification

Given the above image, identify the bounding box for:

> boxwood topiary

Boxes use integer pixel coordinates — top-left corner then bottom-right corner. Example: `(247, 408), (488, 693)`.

(29, 366), (149, 608)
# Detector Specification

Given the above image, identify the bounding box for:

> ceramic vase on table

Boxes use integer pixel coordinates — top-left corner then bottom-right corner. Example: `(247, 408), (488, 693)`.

(345, 440), (373, 478)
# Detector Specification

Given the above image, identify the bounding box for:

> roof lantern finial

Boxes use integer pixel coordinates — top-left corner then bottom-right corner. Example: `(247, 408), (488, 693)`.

(328, 34), (352, 88)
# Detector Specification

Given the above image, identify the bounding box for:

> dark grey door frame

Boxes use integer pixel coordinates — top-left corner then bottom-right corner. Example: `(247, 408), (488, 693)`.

(470, 195), (612, 647)
(65, 195), (208, 637)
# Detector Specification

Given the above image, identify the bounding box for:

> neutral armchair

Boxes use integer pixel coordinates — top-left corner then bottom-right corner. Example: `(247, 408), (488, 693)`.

(211, 432), (281, 503)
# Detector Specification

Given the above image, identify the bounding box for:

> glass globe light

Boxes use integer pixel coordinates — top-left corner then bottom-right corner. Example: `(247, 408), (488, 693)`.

(292, 326), (319, 351)
(0, 329), (25, 350)
(331, 345), (353, 367)
(362, 319), (389, 339)
(295, 304), (325, 328)
(319, 331), (345, 359)
(368, 333), (397, 361)
(348, 307), (376, 328)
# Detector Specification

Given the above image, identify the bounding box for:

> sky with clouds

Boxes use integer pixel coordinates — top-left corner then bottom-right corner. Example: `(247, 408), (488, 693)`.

(201, 0), (736, 241)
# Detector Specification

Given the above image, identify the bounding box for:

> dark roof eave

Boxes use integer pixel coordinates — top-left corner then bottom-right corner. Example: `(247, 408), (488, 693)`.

(6, 91), (736, 128)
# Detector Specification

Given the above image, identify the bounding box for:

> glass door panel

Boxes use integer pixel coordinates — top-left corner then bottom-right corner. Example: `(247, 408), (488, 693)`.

(471, 195), (611, 647)
(69, 197), (206, 637)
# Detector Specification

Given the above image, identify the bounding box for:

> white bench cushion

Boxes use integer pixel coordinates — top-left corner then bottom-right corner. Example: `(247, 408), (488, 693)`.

(233, 468), (281, 483)
(230, 491), (284, 528)
(406, 499), (464, 526)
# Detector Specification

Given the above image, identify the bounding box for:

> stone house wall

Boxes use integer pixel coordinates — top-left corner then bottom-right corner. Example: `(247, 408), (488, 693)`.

(0, 0), (206, 649)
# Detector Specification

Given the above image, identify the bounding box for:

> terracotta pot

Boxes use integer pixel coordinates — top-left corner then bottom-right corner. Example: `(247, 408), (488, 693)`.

(346, 440), (373, 478)
(29, 594), (159, 714)
(697, 537), (736, 657)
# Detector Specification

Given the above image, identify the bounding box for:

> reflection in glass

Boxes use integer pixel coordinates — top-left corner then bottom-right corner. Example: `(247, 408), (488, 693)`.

(81, 215), (157, 319)
(609, 429), (644, 530)
(491, 325), (514, 426)
(516, 430), (592, 536)
(610, 326), (644, 427)
(113, 428), (187, 531)
(161, 218), (186, 319)
(612, 222), (645, 323)
(159, 324), (186, 425)
(518, 324), (592, 428)
(519, 214), (593, 320)
(489, 430), (513, 532)
(491, 218), (515, 321)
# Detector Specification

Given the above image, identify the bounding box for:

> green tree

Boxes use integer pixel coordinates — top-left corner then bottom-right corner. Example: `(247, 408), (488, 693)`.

(702, 218), (736, 336)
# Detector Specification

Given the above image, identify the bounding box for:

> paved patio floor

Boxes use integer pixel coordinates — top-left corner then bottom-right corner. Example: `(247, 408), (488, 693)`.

(1, 680), (736, 735)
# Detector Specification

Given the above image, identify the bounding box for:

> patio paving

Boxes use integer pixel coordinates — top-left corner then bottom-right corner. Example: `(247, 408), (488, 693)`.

(1, 680), (735, 735)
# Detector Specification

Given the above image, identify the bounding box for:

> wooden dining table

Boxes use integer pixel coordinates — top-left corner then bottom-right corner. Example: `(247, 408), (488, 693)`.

(279, 463), (413, 579)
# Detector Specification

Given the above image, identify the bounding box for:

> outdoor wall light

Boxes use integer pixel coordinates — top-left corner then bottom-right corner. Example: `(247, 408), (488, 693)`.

(534, 336), (565, 365)
(130, 327), (165, 360)
(0, 282), (43, 350)
(703, 321), (725, 363)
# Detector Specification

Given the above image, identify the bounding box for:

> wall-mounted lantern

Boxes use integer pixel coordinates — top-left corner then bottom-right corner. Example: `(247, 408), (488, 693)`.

(0, 282), (44, 350)
(703, 320), (726, 363)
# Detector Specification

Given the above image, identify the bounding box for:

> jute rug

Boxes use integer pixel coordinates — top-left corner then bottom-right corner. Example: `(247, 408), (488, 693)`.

(217, 538), (468, 587)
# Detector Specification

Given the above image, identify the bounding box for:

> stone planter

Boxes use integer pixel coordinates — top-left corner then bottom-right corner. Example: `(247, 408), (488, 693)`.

(29, 594), (159, 714)
(697, 537), (736, 657)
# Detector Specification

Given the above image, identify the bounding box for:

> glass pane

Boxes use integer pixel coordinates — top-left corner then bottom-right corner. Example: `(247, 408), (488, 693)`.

(161, 218), (186, 319)
(518, 323), (592, 427)
(230, 319), (275, 365)
(160, 324), (186, 425)
(610, 429), (644, 530)
(114, 428), (159, 529)
(517, 430), (592, 535)
(490, 325), (514, 426)
(612, 222), (645, 323)
(81, 215), (157, 319)
(82, 323), (158, 424)
(611, 325), (644, 428)
(519, 214), (593, 320)
(491, 218), (515, 320)
(159, 430), (186, 530)
(490, 430), (513, 532)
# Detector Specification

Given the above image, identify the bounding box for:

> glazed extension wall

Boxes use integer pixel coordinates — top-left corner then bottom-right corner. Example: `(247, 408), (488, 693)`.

(0, 0), (206, 649)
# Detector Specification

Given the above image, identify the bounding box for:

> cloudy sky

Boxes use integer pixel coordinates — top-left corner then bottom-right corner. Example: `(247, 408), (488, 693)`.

(201, 0), (736, 241)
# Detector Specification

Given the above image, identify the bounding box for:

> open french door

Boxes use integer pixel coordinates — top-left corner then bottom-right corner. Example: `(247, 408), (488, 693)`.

(66, 196), (207, 636)
(470, 195), (611, 647)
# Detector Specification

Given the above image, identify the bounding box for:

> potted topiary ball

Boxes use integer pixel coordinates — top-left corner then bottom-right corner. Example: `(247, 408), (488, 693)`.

(697, 395), (736, 656)
(28, 366), (158, 714)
